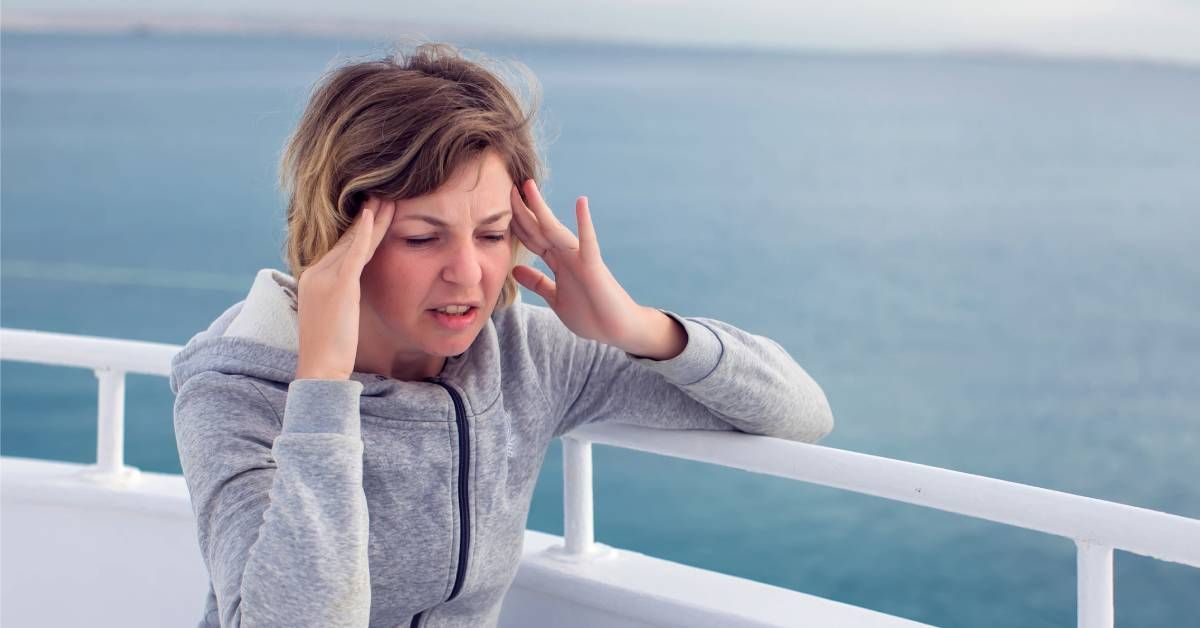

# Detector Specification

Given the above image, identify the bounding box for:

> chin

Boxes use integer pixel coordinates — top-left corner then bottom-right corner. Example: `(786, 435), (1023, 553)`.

(429, 331), (480, 356)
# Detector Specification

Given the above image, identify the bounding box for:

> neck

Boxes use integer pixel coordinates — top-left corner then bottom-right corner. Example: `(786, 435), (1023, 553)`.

(354, 312), (449, 382)
(354, 351), (447, 382)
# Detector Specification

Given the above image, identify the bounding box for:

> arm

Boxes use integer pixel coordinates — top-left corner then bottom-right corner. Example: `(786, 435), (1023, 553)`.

(523, 304), (835, 443)
(505, 180), (833, 444)
(173, 372), (371, 627)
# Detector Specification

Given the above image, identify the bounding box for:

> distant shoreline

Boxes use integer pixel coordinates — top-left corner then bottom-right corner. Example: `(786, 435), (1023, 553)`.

(3, 10), (1197, 71)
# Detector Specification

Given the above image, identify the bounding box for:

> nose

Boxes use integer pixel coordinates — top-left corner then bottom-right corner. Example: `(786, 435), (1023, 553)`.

(440, 237), (483, 286)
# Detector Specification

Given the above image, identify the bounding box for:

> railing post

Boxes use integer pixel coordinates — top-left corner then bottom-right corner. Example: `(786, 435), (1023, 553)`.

(94, 367), (126, 473)
(1076, 539), (1114, 628)
(563, 436), (595, 555)
(77, 367), (140, 486)
(542, 435), (616, 563)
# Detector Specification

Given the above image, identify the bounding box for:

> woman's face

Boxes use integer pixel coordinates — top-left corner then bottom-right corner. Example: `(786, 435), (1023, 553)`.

(358, 149), (516, 375)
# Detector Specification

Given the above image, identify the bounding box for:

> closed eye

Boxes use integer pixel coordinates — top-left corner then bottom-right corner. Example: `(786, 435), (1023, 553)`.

(404, 234), (508, 247)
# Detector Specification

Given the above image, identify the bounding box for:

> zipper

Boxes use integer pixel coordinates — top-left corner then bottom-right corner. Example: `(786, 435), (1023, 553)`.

(411, 376), (471, 628)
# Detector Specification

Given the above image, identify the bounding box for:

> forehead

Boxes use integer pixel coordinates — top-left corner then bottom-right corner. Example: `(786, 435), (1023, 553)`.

(398, 151), (513, 215)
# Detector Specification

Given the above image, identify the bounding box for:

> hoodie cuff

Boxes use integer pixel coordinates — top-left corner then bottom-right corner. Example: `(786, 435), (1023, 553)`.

(283, 379), (365, 438)
(625, 309), (724, 386)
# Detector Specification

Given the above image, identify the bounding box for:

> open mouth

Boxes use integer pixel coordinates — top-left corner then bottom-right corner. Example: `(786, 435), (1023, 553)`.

(428, 306), (478, 329)
(431, 307), (474, 316)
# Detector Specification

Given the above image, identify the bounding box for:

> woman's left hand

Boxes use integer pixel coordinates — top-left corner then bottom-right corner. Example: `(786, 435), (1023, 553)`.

(509, 179), (685, 359)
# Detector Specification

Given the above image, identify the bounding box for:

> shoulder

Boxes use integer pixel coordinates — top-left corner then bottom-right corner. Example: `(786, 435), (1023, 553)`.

(488, 300), (601, 388)
(173, 372), (282, 434)
(488, 298), (593, 375)
(490, 299), (573, 348)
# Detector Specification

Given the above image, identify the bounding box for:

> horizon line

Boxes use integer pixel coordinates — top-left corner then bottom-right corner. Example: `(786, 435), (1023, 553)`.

(3, 9), (1198, 71)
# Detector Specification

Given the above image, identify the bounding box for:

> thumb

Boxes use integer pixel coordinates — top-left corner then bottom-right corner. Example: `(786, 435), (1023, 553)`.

(512, 265), (557, 304)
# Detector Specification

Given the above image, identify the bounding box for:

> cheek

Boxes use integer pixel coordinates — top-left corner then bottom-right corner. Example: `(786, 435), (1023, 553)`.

(487, 247), (515, 284)
(363, 246), (402, 280)
(362, 243), (396, 279)
(362, 251), (422, 307)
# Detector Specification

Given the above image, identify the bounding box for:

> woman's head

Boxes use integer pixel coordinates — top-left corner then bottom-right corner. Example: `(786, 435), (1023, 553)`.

(279, 42), (545, 377)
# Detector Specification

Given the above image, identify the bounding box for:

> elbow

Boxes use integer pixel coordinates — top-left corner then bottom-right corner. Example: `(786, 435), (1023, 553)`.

(753, 368), (835, 444)
(768, 340), (834, 443)
(791, 378), (835, 444)
(816, 373), (836, 439)
(813, 393), (835, 442)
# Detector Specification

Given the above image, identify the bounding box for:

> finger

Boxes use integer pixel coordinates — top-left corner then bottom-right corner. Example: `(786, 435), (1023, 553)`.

(362, 199), (395, 263)
(510, 214), (564, 278)
(511, 184), (552, 253)
(509, 213), (538, 254)
(512, 264), (557, 305)
(510, 206), (547, 256)
(525, 179), (579, 251)
(347, 197), (386, 267)
(522, 179), (579, 251)
(576, 196), (601, 265)
(318, 196), (378, 271)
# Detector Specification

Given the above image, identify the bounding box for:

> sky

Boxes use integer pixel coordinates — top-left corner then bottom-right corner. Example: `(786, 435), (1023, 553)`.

(3, 0), (1199, 64)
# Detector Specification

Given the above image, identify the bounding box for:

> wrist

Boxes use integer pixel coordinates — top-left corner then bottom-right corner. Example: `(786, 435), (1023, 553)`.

(295, 362), (350, 381)
(622, 306), (687, 361)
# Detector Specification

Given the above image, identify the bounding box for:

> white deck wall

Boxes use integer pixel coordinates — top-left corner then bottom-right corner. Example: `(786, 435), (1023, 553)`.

(1, 457), (927, 628)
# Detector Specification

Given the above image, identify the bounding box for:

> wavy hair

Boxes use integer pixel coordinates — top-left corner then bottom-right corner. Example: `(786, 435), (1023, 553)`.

(278, 41), (546, 310)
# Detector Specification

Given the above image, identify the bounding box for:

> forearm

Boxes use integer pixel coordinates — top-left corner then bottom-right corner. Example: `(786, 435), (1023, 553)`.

(620, 305), (689, 361)
(177, 376), (372, 628)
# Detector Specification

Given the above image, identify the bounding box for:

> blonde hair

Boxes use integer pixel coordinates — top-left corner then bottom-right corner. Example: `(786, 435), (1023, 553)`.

(278, 42), (546, 310)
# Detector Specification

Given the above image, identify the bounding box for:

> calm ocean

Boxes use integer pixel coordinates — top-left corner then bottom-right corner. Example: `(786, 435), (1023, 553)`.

(2, 31), (1197, 626)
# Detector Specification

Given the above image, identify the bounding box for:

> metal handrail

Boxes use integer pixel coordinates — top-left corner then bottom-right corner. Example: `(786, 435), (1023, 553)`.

(2, 328), (178, 482)
(3, 326), (1198, 628)
(1, 328), (177, 375)
(561, 423), (1200, 568)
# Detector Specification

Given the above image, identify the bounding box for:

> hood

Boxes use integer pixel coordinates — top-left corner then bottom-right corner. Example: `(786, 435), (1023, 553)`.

(169, 268), (507, 417)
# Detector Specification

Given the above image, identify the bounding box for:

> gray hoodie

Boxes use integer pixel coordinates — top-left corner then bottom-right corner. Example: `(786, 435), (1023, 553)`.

(170, 268), (834, 628)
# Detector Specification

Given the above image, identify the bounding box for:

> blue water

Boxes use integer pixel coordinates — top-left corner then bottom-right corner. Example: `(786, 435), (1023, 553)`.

(3, 31), (1198, 626)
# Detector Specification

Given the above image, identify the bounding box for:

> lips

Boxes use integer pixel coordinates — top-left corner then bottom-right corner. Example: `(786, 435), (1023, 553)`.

(429, 306), (479, 330)
(428, 306), (476, 314)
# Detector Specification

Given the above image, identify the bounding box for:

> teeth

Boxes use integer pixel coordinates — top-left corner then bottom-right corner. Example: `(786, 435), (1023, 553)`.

(436, 305), (471, 314)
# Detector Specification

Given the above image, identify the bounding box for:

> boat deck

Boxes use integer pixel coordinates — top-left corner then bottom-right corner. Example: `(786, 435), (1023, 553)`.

(2, 456), (930, 627)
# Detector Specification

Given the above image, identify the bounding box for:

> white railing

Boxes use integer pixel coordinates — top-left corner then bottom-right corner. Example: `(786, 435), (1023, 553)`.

(2, 326), (1198, 628)
(1, 328), (177, 485)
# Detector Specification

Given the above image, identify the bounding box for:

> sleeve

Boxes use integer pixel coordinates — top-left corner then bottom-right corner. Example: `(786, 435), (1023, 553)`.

(535, 306), (835, 443)
(172, 372), (371, 627)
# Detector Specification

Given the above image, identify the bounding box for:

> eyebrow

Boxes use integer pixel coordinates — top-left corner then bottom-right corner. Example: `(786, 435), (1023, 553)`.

(396, 210), (512, 228)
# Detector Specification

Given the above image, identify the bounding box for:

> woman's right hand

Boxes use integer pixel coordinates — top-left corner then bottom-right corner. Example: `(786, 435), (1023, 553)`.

(294, 196), (396, 381)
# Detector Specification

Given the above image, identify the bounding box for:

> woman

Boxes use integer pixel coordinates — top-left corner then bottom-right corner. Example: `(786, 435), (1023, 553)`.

(170, 42), (834, 628)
